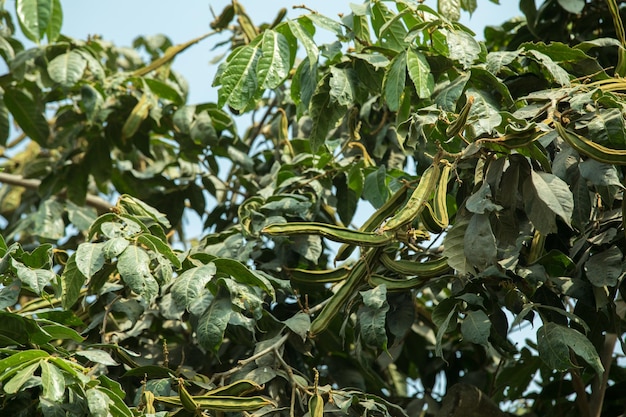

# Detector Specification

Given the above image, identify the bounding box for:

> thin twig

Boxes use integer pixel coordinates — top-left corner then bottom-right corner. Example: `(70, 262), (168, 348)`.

(590, 333), (617, 417)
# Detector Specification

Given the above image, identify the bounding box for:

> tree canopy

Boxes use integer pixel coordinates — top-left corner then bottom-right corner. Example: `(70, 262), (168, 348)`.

(2, 0), (626, 416)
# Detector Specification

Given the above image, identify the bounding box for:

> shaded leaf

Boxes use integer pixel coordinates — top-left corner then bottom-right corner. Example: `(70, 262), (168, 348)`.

(523, 171), (574, 234)
(537, 322), (604, 376)
(585, 246), (623, 287)
(461, 310), (490, 345)
(196, 291), (232, 352)
(464, 213), (497, 269)
(358, 285), (389, 349)
(60, 254), (86, 309)
(4, 87), (49, 145)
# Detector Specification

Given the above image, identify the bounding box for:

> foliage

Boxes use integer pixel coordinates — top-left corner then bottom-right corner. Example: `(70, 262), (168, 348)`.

(2, 0), (626, 416)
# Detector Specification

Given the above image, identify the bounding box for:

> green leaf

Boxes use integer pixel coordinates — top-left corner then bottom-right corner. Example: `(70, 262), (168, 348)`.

(537, 322), (604, 376)
(464, 213), (497, 269)
(102, 237), (130, 260)
(526, 49), (570, 86)
(48, 51), (86, 87)
(3, 361), (40, 393)
(190, 110), (218, 146)
(329, 67), (357, 107)
(287, 18), (318, 68)
(15, 0), (53, 42)
(0, 99), (10, 146)
(438, 0), (461, 21)
(75, 350), (119, 366)
(4, 87), (49, 145)
(363, 166), (389, 209)
(0, 349), (48, 375)
(585, 246), (623, 287)
(257, 30), (290, 89)
(61, 253), (86, 309)
(447, 28), (481, 69)
(218, 44), (261, 111)
(66, 201), (97, 231)
(383, 53), (406, 112)
(75, 242), (106, 278)
(41, 324), (84, 342)
(213, 258), (275, 300)
(465, 182), (503, 214)
(171, 264), (216, 310)
(45, 0), (62, 42)
(87, 388), (113, 417)
(291, 57), (317, 108)
(40, 360), (65, 401)
(14, 260), (55, 295)
(137, 234), (181, 269)
(557, 0), (584, 13)
(117, 245), (158, 301)
(523, 171), (574, 234)
(371, 1), (407, 52)
(33, 199), (65, 240)
(0, 281), (21, 309)
(406, 48), (434, 99)
(461, 310), (491, 345)
(443, 217), (476, 275)
(284, 312), (311, 341)
(432, 298), (458, 358)
(196, 291), (232, 352)
(309, 75), (345, 151)
(579, 158), (622, 187)
(358, 285), (389, 349)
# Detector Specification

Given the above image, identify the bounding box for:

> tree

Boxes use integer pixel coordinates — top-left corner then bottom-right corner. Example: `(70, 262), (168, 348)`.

(1, 0), (626, 416)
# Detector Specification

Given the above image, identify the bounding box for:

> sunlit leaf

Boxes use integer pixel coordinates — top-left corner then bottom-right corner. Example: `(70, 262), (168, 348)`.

(218, 44), (261, 111)
(48, 51), (86, 87)
(383, 53), (406, 112)
(40, 360), (65, 401)
(117, 245), (158, 301)
(171, 264), (216, 309)
(406, 48), (434, 99)
(75, 242), (106, 278)
(15, 0), (52, 42)
(257, 29), (290, 89)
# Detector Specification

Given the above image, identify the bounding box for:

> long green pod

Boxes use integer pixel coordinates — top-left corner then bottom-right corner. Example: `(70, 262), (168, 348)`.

(555, 121), (626, 165)
(200, 380), (264, 397)
(155, 395), (275, 411)
(379, 253), (451, 277)
(335, 185), (410, 261)
(433, 162), (451, 229)
(380, 163), (441, 232)
(309, 248), (380, 337)
(262, 222), (394, 246)
(286, 265), (352, 283)
(368, 274), (430, 291)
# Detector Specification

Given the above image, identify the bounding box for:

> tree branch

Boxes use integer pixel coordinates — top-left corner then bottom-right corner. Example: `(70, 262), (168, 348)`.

(0, 172), (113, 214)
(590, 333), (617, 417)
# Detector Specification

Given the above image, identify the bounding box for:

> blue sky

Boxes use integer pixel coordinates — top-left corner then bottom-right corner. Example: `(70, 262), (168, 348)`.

(59, 1), (520, 104)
